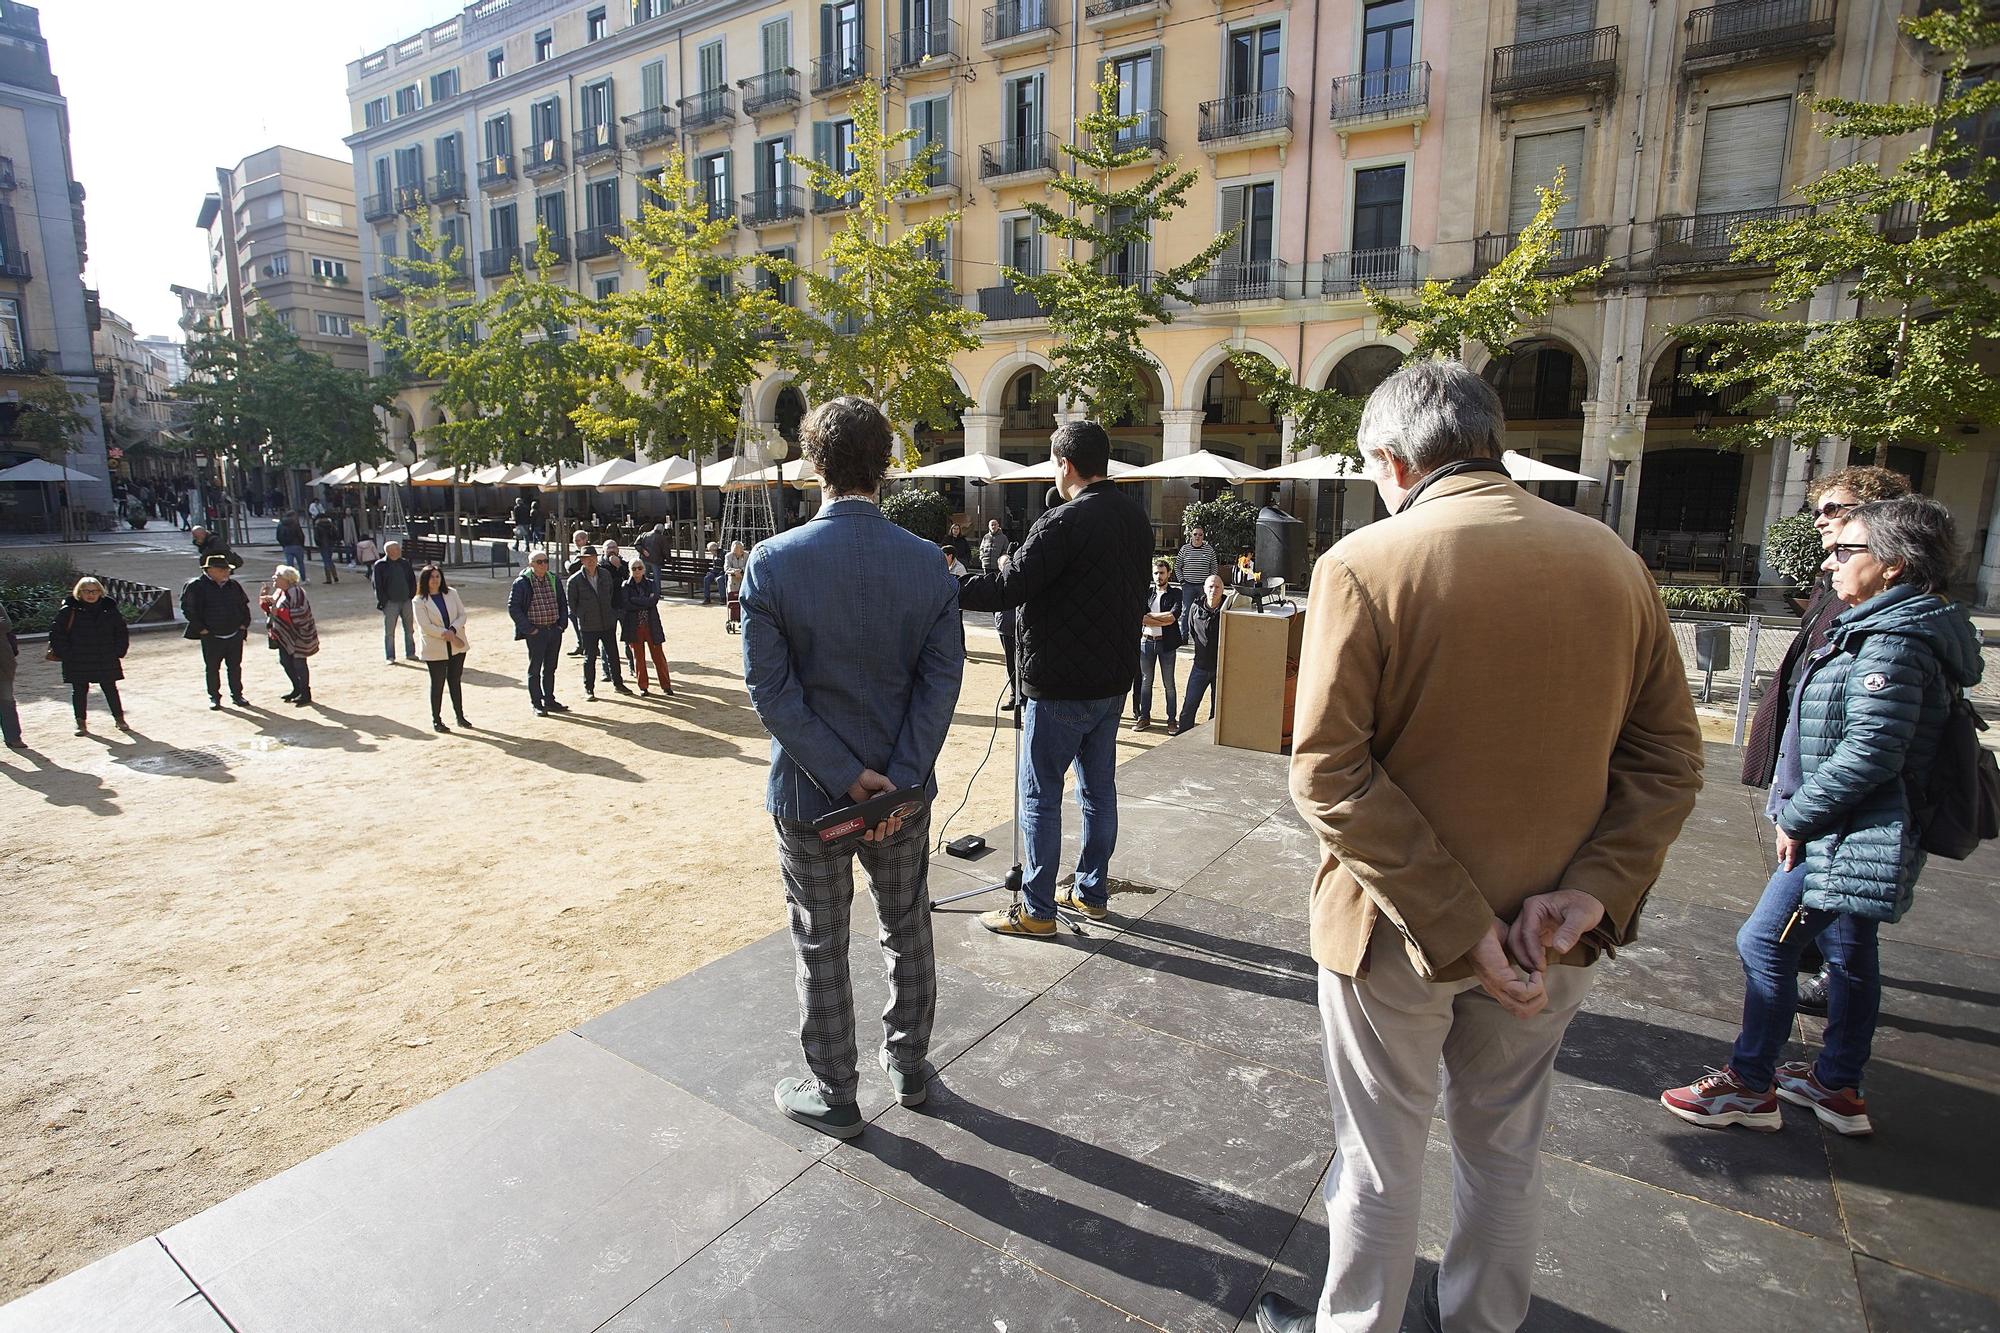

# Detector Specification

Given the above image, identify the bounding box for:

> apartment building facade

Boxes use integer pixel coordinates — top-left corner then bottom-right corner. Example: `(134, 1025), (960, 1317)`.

(346, 0), (2000, 598)
(195, 147), (369, 375)
(94, 306), (173, 457)
(0, 0), (110, 522)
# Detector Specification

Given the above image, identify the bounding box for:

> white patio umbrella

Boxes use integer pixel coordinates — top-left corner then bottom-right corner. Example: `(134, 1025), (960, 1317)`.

(735, 457), (822, 488)
(1116, 450), (1270, 484)
(307, 462), (367, 486)
(989, 457), (1138, 483)
(467, 462), (534, 486)
(905, 454), (1029, 482)
(406, 460), (460, 486)
(553, 457), (642, 489)
(0, 459), (100, 484)
(605, 455), (697, 489)
(1258, 453), (1373, 482)
(1503, 450), (1595, 483)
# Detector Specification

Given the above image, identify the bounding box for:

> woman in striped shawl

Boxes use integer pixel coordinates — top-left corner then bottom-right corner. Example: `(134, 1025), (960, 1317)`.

(260, 564), (321, 707)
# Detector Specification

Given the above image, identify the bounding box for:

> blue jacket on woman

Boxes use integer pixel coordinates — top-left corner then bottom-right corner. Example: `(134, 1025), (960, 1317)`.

(1776, 584), (1985, 923)
(618, 574), (665, 642)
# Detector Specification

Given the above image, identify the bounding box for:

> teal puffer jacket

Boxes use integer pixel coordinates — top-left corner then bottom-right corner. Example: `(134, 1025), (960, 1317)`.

(1777, 584), (1985, 922)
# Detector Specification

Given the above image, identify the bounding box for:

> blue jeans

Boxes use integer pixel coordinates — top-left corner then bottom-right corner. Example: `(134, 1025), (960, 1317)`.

(701, 569), (726, 603)
(282, 544), (306, 573)
(1132, 638), (1177, 724)
(1019, 694), (1122, 918)
(1729, 856), (1881, 1091)
(382, 601), (416, 659)
(318, 546), (337, 577)
(523, 627), (563, 707)
(1177, 662), (1216, 733)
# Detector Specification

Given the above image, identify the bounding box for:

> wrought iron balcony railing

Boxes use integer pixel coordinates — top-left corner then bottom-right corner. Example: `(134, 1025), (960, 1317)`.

(530, 232), (571, 265)
(477, 154), (515, 190)
(1328, 62), (1431, 127)
(522, 140), (566, 177)
(978, 280), (1048, 320)
(740, 69), (803, 115)
(1197, 88), (1294, 145)
(574, 123), (618, 161)
(904, 149), (959, 193)
(893, 19), (960, 70)
(983, 0), (1055, 46)
(624, 107), (674, 148)
(363, 192), (396, 222)
(1192, 258), (1294, 304)
(428, 168), (467, 203)
(1472, 224), (1608, 274)
(678, 88), (736, 132)
(812, 49), (870, 94)
(979, 133), (1056, 181)
(1491, 26), (1619, 100)
(478, 245), (520, 278)
(575, 223), (623, 260)
(1654, 205), (1813, 266)
(1095, 109), (1167, 156)
(1322, 245), (1422, 296)
(1684, 0), (1835, 64)
(743, 185), (806, 226)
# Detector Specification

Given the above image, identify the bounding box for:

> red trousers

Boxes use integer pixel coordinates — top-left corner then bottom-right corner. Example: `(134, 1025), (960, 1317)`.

(630, 626), (671, 692)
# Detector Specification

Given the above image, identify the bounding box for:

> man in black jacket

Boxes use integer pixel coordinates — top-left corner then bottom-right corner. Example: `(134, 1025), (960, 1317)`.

(189, 525), (242, 572)
(958, 421), (1151, 937)
(1175, 575), (1226, 734)
(181, 554), (253, 709)
(565, 545), (629, 700)
(372, 541), (418, 662)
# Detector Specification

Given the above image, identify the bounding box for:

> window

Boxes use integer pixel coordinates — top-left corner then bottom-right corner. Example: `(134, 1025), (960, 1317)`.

(637, 166), (667, 209)
(430, 68), (460, 102)
(756, 136), (792, 191)
(485, 113), (513, 161)
(304, 197), (344, 227)
(262, 252), (291, 277)
(1945, 67), (1999, 189)
(594, 276), (619, 299)
(586, 177), (619, 228)
(372, 157), (392, 201)
(908, 97), (948, 183)
(636, 0), (668, 18)
(700, 151), (733, 217)
(582, 79), (615, 131)
(394, 83), (422, 116)
(1695, 99), (1790, 215)
(265, 196), (285, 221)
(439, 215), (466, 264)
(534, 29), (554, 62)
(1227, 23), (1282, 97)
(1361, 0), (1414, 73)
(534, 191), (567, 240)
(699, 40), (725, 91)
(815, 118), (859, 203)
(1351, 164), (1406, 250)
(759, 246), (796, 304)
(761, 18), (790, 72)
(394, 145), (425, 190)
(1005, 72), (1044, 145)
(1219, 180), (1276, 265)
(587, 7), (608, 41)
(0, 297), (24, 366)
(1507, 128), (1583, 230)
(316, 312), (354, 336)
(1107, 51), (1157, 147)
(364, 98), (388, 128)
(1001, 214), (1040, 276)
(311, 255), (348, 280)
(530, 98), (562, 151)
(1514, 0), (1597, 43)
(490, 202), (520, 250)
(641, 60), (667, 110)
(488, 48), (506, 81)
(271, 309), (294, 329)
(825, 1), (863, 74)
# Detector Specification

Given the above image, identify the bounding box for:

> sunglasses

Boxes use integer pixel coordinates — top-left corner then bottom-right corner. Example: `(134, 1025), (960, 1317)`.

(1814, 501), (1852, 519)
(1828, 543), (1872, 564)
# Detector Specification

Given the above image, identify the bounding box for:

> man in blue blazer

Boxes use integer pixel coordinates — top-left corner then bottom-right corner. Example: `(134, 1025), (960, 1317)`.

(740, 396), (965, 1140)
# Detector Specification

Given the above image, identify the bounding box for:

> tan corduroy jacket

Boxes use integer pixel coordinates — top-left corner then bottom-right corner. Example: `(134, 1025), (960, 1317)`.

(1289, 470), (1705, 981)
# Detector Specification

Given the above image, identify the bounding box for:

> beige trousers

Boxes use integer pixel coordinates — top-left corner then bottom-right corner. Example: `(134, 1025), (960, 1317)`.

(1314, 939), (1595, 1333)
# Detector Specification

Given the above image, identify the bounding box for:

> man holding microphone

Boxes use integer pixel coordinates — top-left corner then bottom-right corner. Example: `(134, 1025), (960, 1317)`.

(958, 421), (1152, 936)
(741, 397), (965, 1140)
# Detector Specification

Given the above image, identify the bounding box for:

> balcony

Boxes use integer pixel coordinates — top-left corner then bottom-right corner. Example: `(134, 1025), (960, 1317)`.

(478, 245), (521, 278)
(892, 19), (961, 72)
(1654, 205), (1813, 267)
(522, 140), (566, 179)
(363, 191), (396, 223)
(367, 273), (403, 301)
(1095, 110), (1168, 158)
(812, 50), (870, 95)
(979, 133), (1057, 184)
(624, 108), (674, 148)
(978, 281), (1048, 320)
(1322, 245), (1423, 297)
(1106, 269), (1160, 298)
(1490, 26), (1619, 104)
(1197, 89), (1294, 151)
(1083, 0), (1168, 30)
(903, 149), (961, 196)
(394, 183), (429, 212)
(1472, 224), (1608, 275)
(704, 195), (737, 223)
(428, 167), (468, 204)
(575, 223), (623, 261)
(0, 248), (34, 280)
(743, 186), (806, 227)
(1682, 0), (1835, 70)
(740, 69), (803, 116)
(530, 232), (571, 266)
(678, 88), (736, 133)
(574, 123), (618, 163)
(982, 0), (1056, 53)
(1193, 258), (1295, 304)
(478, 154), (515, 190)
(1328, 62), (1431, 132)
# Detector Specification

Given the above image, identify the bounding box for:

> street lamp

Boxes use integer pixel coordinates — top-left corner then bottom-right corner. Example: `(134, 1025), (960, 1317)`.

(1605, 421), (1643, 542)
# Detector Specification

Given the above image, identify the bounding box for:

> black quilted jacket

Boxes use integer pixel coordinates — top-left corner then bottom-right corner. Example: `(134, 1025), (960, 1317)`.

(959, 481), (1152, 701)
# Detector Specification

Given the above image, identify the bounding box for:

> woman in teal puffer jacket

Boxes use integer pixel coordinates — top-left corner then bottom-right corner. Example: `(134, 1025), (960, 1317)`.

(1664, 496), (1984, 1138)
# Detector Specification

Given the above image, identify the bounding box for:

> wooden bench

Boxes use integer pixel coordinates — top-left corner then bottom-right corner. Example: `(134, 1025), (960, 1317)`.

(653, 554), (709, 594)
(406, 537), (449, 567)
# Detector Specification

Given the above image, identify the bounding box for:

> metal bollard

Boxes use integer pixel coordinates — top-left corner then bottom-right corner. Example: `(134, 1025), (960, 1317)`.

(1732, 616), (1762, 747)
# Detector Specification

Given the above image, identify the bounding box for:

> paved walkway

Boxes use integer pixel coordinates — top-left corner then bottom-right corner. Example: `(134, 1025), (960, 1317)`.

(4, 735), (1996, 1332)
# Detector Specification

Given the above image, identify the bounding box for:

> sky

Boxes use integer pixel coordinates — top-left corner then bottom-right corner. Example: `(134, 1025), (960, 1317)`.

(43, 0), (464, 342)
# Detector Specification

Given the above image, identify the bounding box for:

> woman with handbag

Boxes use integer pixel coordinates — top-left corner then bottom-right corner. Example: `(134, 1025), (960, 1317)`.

(260, 564), (319, 707)
(47, 577), (129, 735)
(413, 563), (471, 732)
(619, 558), (673, 698)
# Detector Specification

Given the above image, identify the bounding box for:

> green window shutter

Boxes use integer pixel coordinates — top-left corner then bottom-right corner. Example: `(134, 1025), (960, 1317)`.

(642, 60), (665, 110)
(1219, 185), (1246, 265)
(1695, 99), (1789, 215)
(1507, 128), (1583, 231)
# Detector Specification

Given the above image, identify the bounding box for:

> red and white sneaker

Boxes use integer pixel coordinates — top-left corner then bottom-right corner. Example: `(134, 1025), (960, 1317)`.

(1660, 1067), (1782, 1131)
(1775, 1062), (1873, 1136)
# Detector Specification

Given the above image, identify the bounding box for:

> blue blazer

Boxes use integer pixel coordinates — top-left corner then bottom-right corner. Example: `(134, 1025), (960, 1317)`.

(741, 498), (965, 821)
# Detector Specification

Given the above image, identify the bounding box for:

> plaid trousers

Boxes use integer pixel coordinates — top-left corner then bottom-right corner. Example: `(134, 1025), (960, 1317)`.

(773, 806), (937, 1106)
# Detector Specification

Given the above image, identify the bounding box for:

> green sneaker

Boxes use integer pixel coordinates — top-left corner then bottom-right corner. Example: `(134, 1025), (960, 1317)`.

(774, 1077), (863, 1139)
(1055, 886), (1109, 921)
(879, 1047), (930, 1107)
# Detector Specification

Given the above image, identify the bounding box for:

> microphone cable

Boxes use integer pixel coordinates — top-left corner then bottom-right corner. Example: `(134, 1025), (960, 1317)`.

(933, 674), (1011, 859)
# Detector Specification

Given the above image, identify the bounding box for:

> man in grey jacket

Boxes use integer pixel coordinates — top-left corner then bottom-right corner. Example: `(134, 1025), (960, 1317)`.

(565, 545), (628, 700)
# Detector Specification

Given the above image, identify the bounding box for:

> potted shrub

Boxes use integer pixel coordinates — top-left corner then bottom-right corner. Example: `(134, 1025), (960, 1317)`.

(880, 487), (953, 545)
(1762, 512), (1824, 611)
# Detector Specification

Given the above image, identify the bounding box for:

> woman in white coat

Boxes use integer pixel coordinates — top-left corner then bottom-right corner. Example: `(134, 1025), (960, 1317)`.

(412, 563), (471, 733)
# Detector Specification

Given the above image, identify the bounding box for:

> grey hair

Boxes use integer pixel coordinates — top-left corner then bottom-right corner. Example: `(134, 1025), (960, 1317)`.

(1355, 359), (1506, 475)
(1844, 496), (1957, 595)
(273, 565), (302, 585)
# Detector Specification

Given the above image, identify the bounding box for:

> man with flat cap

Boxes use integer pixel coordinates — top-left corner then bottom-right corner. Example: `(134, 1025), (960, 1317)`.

(181, 554), (253, 709)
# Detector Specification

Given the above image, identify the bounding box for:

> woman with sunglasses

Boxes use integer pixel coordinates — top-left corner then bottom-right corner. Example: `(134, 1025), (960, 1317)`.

(1664, 496), (1982, 1138)
(1740, 467), (1910, 1012)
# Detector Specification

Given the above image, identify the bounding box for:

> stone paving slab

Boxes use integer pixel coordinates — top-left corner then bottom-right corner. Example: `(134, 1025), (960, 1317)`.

(0, 1239), (228, 1333)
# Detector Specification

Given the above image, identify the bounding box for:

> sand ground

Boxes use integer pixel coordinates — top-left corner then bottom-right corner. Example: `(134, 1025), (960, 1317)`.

(0, 532), (1167, 1301)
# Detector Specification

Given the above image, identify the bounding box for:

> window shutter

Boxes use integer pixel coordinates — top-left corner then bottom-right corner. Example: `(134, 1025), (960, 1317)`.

(1507, 128), (1583, 231)
(762, 20), (788, 71)
(1695, 99), (1790, 214)
(602, 77), (616, 124)
(820, 5), (835, 59)
(1514, 0), (1596, 42)
(1219, 185), (1246, 265)
(1150, 48), (1164, 117)
(642, 61), (665, 110)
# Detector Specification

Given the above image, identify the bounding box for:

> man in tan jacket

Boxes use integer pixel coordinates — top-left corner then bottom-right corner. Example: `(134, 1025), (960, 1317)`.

(1256, 360), (1703, 1333)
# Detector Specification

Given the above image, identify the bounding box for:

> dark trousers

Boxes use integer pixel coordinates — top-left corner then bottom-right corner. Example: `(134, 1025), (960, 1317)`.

(427, 653), (466, 719)
(701, 569), (725, 603)
(1177, 661), (1217, 733)
(200, 635), (245, 701)
(578, 628), (623, 691)
(1132, 637), (1178, 724)
(1001, 632), (1018, 703)
(279, 649), (310, 698)
(523, 627), (562, 707)
(71, 680), (123, 725)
